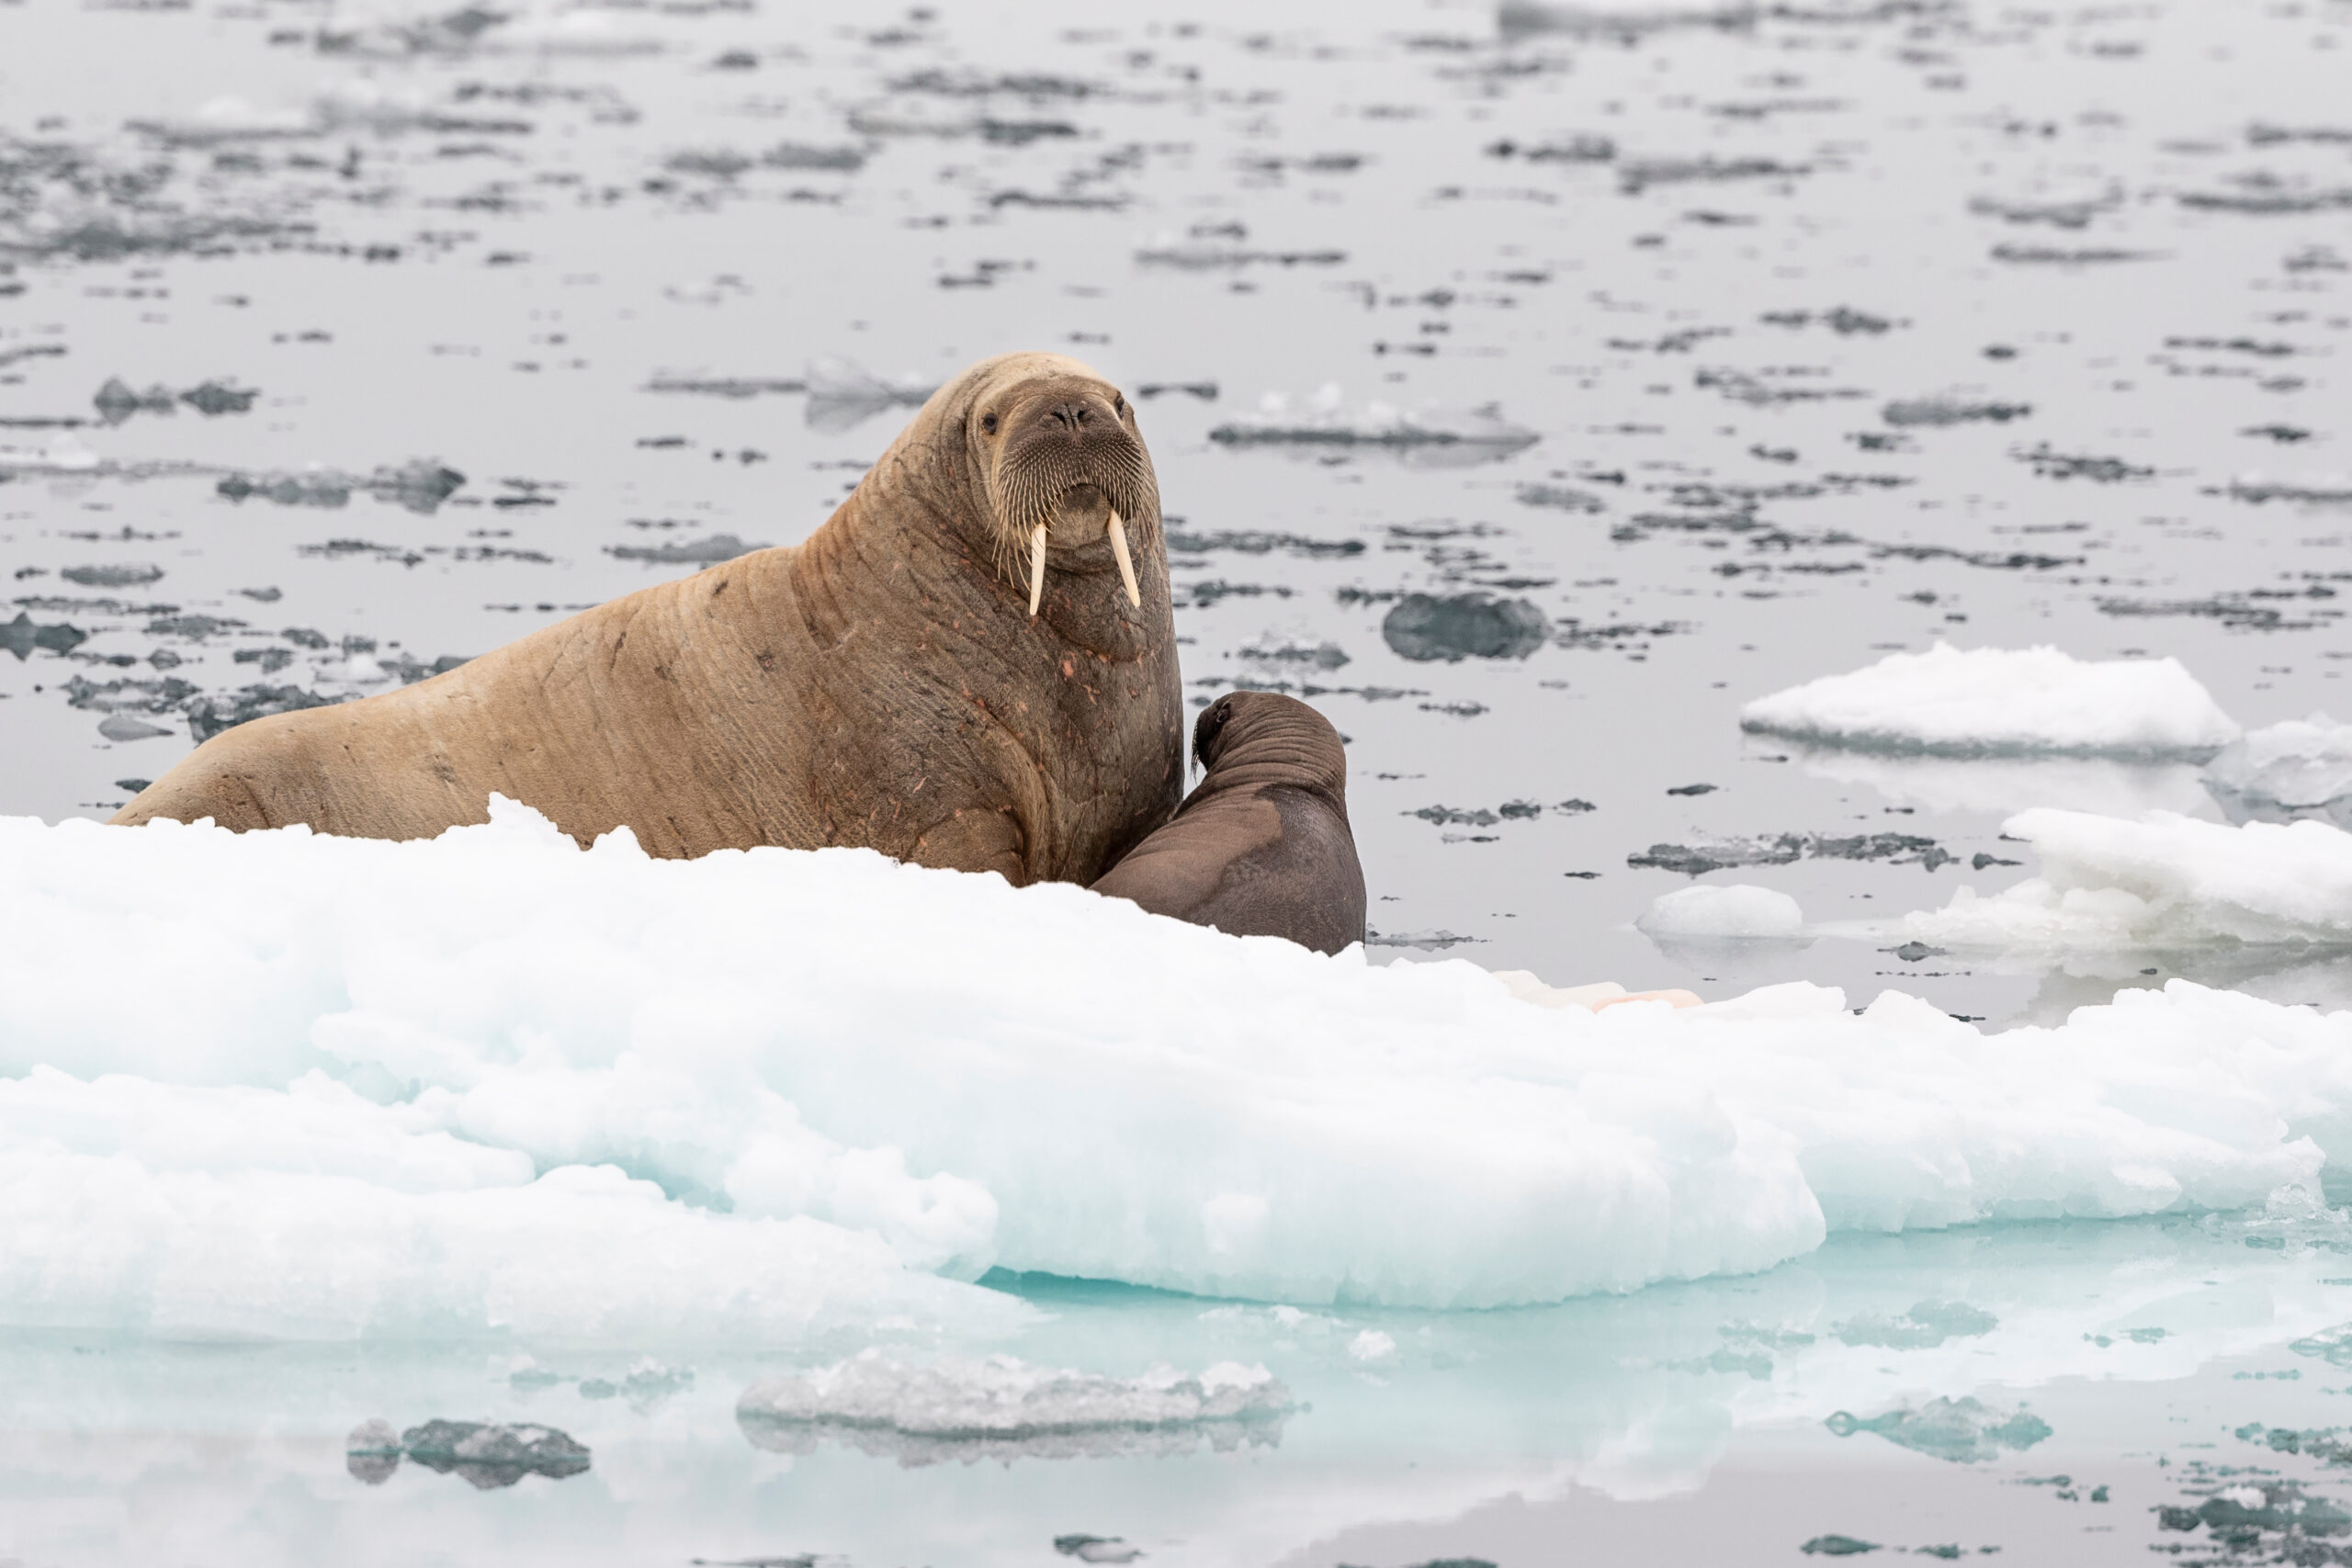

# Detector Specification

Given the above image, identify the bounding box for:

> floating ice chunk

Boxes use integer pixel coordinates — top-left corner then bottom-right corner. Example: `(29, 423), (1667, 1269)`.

(8, 802), (2352, 1326)
(1741, 643), (2240, 759)
(1056, 1539), (1145, 1565)
(1638, 885), (1804, 939)
(0, 435), (102, 474)
(1210, 389), (1539, 465)
(1900, 809), (2352, 949)
(737, 1350), (1293, 1465)
(2206, 714), (2352, 827)
(397, 1418), (590, 1490)
(1347, 1329), (1398, 1363)
(1833, 1299), (1997, 1348)
(1499, 0), (1757, 39)
(804, 356), (936, 433)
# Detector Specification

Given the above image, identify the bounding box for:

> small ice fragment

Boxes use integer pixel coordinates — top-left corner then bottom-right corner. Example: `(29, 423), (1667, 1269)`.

(738, 1350), (1293, 1466)
(1638, 884), (1804, 939)
(803, 357), (935, 433)
(346, 1417), (401, 1484)
(96, 714), (175, 742)
(1346, 1329), (1397, 1363)
(1055, 1539), (1144, 1564)
(1382, 592), (1549, 661)
(399, 1419), (590, 1490)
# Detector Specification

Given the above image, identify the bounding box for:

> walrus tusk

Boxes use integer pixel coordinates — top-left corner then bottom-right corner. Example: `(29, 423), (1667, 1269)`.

(1027, 524), (1048, 618)
(1107, 511), (1141, 609)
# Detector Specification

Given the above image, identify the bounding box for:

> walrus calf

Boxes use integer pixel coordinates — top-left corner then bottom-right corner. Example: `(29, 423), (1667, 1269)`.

(1091, 691), (1366, 954)
(115, 352), (1183, 884)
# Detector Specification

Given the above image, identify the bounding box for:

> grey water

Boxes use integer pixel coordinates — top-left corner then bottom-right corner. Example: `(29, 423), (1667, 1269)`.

(4, 0), (2352, 1561)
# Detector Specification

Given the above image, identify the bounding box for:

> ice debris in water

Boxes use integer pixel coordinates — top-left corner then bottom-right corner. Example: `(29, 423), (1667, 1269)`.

(736, 1351), (1292, 1466)
(1637, 884), (1804, 940)
(1209, 384), (1539, 464)
(1833, 1299), (1998, 1348)
(2205, 715), (2352, 828)
(1741, 643), (2240, 759)
(804, 356), (936, 434)
(607, 531), (770, 566)
(1901, 808), (2352, 949)
(346, 1417), (591, 1490)
(216, 459), (467, 515)
(12, 800), (2352, 1327)
(1825, 1396), (2052, 1463)
(0, 612), (86, 660)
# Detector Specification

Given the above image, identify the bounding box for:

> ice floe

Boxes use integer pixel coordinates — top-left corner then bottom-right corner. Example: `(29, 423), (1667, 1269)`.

(1899, 808), (2352, 951)
(8, 800), (2352, 1337)
(2205, 714), (2352, 828)
(737, 1350), (1292, 1463)
(1740, 643), (2241, 759)
(1209, 384), (1540, 463)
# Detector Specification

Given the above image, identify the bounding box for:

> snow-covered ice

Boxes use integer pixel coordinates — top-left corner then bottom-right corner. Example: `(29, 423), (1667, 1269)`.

(8, 801), (2352, 1337)
(2205, 714), (2352, 828)
(1740, 643), (2240, 759)
(1637, 884), (1805, 939)
(1900, 808), (2352, 951)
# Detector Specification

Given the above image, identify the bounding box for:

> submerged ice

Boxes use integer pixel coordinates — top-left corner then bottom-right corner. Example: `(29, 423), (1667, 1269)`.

(6, 801), (2352, 1337)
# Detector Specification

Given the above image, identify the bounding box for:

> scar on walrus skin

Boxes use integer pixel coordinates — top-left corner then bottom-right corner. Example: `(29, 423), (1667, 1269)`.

(1092, 691), (1368, 955)
(113, 352), (1185, 886)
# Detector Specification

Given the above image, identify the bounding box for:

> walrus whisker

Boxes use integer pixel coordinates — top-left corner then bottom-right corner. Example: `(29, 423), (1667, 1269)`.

(1107, 511), (1141, 609)
(1027, 524), (1048, 618)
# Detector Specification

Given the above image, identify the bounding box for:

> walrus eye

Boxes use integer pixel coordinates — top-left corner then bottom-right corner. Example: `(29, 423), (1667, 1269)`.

(979, 412), (1000, 435)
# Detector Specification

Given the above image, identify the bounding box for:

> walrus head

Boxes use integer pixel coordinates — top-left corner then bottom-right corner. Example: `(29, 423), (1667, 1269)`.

(957, 355), (1160, 618)
(1192, 691), (1350, 803)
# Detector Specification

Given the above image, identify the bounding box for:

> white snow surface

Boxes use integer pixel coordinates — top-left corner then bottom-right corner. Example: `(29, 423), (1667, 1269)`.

(7, 800), (2352, 1337)
(1901, 808), (2352, 950)
(1638, 884), (1805, 939)
(1740, 643), (2241, 758)
(2205, 714), (2352, 817)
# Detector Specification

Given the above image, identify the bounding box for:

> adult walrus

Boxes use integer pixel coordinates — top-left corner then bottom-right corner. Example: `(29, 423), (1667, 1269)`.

(113, 352), (1184, 884)
(1091, 691), (1366, 954)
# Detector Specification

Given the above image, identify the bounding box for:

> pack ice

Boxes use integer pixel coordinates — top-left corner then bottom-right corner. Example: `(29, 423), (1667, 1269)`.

(4, 798), (2351, 1340)
(1740, 642), (2240, 758)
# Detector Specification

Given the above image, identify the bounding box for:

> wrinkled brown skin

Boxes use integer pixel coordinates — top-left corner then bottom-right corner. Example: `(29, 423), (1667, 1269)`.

(1091, 691), (1367, 955)
(113, 352), (1185, 885)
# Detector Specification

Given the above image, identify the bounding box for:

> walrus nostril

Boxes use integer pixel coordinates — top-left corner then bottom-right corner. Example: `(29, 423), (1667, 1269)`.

(1047, 401), (1092, 432)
